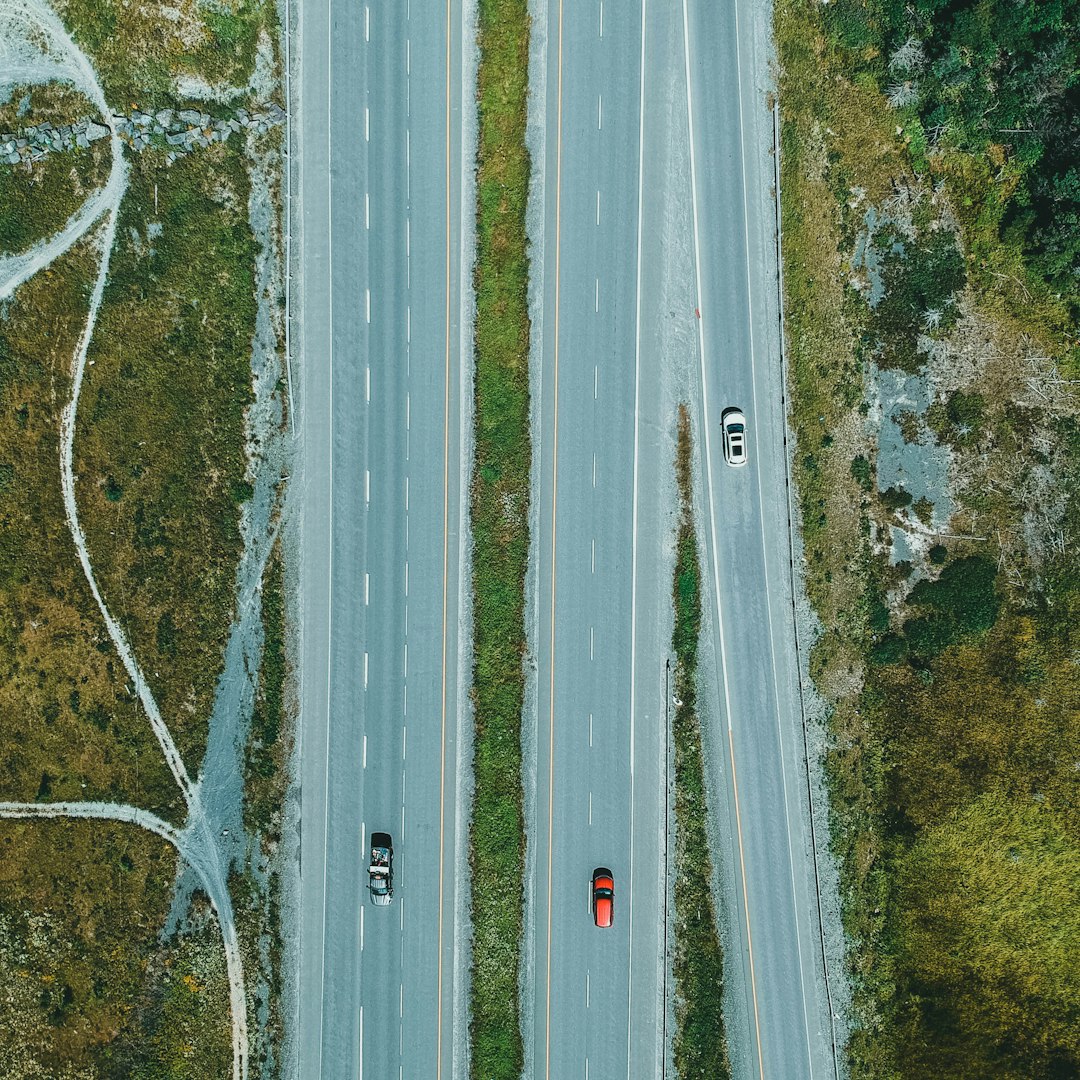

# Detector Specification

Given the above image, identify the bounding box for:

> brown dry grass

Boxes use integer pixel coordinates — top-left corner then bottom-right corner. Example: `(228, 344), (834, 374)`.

(0, 238), (181, 818)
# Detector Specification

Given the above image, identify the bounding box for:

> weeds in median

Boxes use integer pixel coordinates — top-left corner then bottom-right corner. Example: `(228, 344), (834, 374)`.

(468, 0), (532, 1075)
(671, 405), (731, 1080)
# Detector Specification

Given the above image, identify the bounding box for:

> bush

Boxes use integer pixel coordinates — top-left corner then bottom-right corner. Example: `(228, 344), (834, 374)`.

(909, 555), (1000, 634)
(851, 454), (874, 491)
(881, 485), (913, 510)
(871, 633), (908, 665)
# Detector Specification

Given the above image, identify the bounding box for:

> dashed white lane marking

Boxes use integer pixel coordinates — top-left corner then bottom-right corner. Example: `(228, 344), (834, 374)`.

(597, 95), (603, 129)
(591, 537), (596, 572)
(404, 561), (409, 596)
(402, 726), (407, 760)
(593, 365), (598, 399)
(366, 287), (371, 323)
(406, 37), (411, 74)
(586, 971), (591, 1008)
(364, 571), (370, 605)
(590, 627), (594, 660)
(363, 652), (368, 690)
(599, 0), (603, 37)
(406, 393), (410, 429)
(406, 217), (410, 257)
(403, 682), (407, 716)
(595, 190), (600, 225)
(595, 277), (599, 312)
(365, 107), (369, 141)
(365, 192), (370, 229)
(592, 453), (597, 488)
(359, 1007), (364, 1080)
(406, 307), (411, 342)
(364, 5), (369, 41)
(400, 985), (404, 1018)
(365, 364), (370, 402)
(405, 476), (409, 511)
(365, 469), (370, 505)
(403, 642), (408, 677)
(362, 734), (367, 768)
(589, 712), (593, 747)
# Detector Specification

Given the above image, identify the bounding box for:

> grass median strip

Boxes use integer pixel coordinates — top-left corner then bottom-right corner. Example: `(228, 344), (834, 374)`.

(671, 405), (731, 1080)
(468, 0), (531, 1076)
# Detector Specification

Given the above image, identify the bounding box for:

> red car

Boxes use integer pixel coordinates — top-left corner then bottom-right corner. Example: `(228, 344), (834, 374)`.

(592, 867), (614, 928)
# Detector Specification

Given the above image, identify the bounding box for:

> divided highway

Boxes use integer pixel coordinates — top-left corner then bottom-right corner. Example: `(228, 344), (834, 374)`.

(295, 1), (469, 1077)
(530, 0), (837, 1079)
(291, 0), (837, 1075)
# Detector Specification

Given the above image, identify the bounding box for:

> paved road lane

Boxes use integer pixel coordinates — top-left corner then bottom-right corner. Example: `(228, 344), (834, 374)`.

(295, 0), (469, 1076)
(683, 0), (838, 1076)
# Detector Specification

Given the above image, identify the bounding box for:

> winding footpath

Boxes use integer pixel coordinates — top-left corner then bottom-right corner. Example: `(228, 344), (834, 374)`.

(0, 1), (250, 1076)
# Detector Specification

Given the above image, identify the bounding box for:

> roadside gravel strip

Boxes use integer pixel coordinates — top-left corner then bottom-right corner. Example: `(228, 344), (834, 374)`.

(0, 1), (249, 1076)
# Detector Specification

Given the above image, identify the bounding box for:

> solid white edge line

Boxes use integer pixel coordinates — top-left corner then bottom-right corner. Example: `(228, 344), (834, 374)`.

(626, 0), (647, 1073)
(682, 0), (769, 1075)
(317, 0), (336, 1070)
(731, 0), (818, 1064)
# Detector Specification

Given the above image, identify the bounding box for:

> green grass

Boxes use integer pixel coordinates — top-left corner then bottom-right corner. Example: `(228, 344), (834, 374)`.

(0, 240), (182, 819)
(776, 1), (1080, 1076)
(244, 537), (289, 845)
(468, 0), (532, 1075)
(671, 406), (731, 1080)
(55, 0), (276, 108)
(73, 142), (257, 781)
(0, 85), (112, 256)
(0, 818), (186, 1076)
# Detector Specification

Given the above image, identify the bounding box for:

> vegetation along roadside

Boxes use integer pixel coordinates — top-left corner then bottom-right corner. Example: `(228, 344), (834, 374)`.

(776, 0), (1080, 1076)
(467, 0), (532, 1075)
(671, 405), (731, 1079)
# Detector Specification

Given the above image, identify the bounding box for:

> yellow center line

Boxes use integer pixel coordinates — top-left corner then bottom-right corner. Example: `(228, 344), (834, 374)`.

(435, 0), (452, 1074)
(728, 727), (766, 1079)
(544, 0), (565, 1077)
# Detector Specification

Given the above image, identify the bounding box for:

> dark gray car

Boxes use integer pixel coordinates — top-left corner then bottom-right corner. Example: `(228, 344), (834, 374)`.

(368, 832), (394, 905)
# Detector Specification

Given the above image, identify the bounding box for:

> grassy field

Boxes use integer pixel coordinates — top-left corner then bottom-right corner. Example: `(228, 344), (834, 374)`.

(55, 0), (277, 107)
(671, 406), (731, 1079)
(468, 0), (532, 1074)
(0, 0), (282, 1072)
(0, 240), (182, 819)
(776, 1), (1080, 1075)
(0, 86), (112, 255)
(0, 817), (235, 1079)
(73, 141), (257, 782)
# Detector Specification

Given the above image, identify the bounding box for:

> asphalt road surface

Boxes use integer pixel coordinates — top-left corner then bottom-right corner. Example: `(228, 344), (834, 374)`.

(529, 1), (837, 1079)
(293, 0), (836, 1074)
(294, 1), (471, 1077)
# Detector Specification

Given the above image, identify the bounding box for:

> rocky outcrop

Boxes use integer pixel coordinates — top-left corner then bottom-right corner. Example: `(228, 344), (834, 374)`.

(1, 101), (285, 166)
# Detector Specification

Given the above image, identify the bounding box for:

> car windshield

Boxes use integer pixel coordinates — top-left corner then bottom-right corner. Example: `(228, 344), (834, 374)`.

(728, 422), (744, 433)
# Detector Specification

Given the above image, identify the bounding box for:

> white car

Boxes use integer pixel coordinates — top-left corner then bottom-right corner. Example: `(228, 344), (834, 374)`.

(722, 408), (748, 467)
